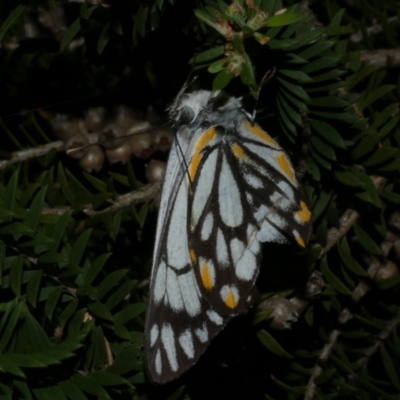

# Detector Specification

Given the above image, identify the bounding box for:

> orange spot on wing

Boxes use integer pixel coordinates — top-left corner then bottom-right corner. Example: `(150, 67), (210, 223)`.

(189, 127), (216, 181)
(224, 289), (238, 309)
(200, 262), (214, 291)
(190, 249), (197, 265)
(231, 143), (246, 159)
(244, 121), (279, 148)
(296, 201), (312, 223)
(296, 236), (306, 248)
(275, 153), (297, 185)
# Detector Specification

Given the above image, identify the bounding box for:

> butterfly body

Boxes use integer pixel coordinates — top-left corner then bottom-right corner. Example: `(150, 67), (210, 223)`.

(145, 90), (311, 384)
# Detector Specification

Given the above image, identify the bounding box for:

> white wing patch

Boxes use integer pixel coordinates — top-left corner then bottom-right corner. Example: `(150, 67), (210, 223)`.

(216, 229), (229, 266)
(167, 179), (190, 269)
(178, 271), (202, 317)
(153, 261), (167, 303)
(166, 269), (184, 311)
(201, 212), (214, 241)
(192, 150), (218, 228)
(162, 324), (178, 372)
(179, 330), (195, 359)
(218, 154), (243, 227)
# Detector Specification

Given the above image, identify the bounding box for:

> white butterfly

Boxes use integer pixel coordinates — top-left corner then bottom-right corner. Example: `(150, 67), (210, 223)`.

(144, 89), (312, 384)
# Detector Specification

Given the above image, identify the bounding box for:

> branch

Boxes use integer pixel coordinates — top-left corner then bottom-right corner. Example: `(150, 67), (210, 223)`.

(350, 16), (398, 43)
(0, 141), (63, 170)
(318, 176), (387, 260)
(356, 309), (400, 368)
(42, 182), (162, 217)
(360, 49), (400, 68)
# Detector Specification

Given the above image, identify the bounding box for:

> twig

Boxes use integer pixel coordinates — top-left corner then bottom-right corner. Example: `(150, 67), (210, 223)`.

(318, 176), (387, 260)
(304, 330), (341, 400)
(350, 16), (398, 43)
(360, 49), (400, 68)
(356, 309), (400, 367)
(0, 141), (64, 170)
(41, 182), (162, 217)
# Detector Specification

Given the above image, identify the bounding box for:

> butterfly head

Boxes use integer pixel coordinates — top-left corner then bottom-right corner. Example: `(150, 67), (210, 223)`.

(168, 90), (245, 128)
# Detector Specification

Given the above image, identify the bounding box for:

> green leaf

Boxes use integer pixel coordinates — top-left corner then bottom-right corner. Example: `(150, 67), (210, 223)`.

(372, 103), (399, 129)
(351, 132), (380, 160)
(297, 41), (335, 60)
(310, 120), (346, 149)
(279, 69), (313, 83)
(0, 358), (25, 378)
(9, 257), (23, 297)
(207, 59), (225, 73)
(213, 69), (233, 90)
(347, 65), (380, 90)
(59, 299), (79, 328)
(320, 257), (352, 295)
(0, 222), (32, 235)
(256, 329), (293, 358)
(87, 302), (113, 321)
(72, 374), (111, 399)
(97, 269), (129, 300)
(33, 386), (68, 400)
(358, 85), (396, 109)
(107, 346), (140, 375)
(58, 381), (88, 400)
(98, 22), (111, 55)
(60, 18), (81, 52)
(44, 286), (62, 320)
(69, 229), (92, 267)
(49, 210), (72, 252)
(338, 238), (368, 277)
(0, 5), (26, 42)
(192, 46), (224, 63)
(4, 169), (19, 214)
(26, 269), (43, 308)
(354, 224), (382, 256)
(105, 280), (136, 309)
(84, 253), (111, 286)
(310, 136), (336, 161)
(277, 77), (309, 100)
(301, 57), (338, 74)
(114, 303), (146, 325)
(26, 186), (47, 231)
(363, 147), (398, 167)
(266, 12), (303, 27)
(89, 371), (131, 386)
(334, 171), (364, 187)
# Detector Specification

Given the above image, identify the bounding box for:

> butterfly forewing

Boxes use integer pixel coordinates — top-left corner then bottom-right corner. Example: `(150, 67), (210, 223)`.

(144, 90), (312, 384)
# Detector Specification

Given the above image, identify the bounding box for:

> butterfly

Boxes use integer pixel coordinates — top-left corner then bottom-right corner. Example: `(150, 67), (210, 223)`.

(144, 89), (312, 384)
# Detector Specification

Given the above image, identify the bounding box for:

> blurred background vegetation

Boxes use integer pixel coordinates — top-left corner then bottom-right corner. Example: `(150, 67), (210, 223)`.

(0, 0), (399, 399)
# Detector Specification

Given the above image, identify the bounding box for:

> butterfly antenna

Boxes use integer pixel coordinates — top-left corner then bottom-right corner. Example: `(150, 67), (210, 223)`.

(174, 135), (194, 194)
(251, 67), (277, 124)
(66, 123), (168, 155)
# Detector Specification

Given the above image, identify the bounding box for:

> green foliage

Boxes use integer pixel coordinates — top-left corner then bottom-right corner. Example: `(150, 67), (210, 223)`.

(0, 0), (399, 399)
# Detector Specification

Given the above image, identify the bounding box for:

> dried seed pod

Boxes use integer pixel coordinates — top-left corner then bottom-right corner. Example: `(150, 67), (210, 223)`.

(257, 297), (298, 330)
(145, 160), (166, 183)
(129, 121), (155, 159)
(303, 270), (325, 299)
(99, 123), (127, 150)
(114, 105), (143, 130)
(85, 107), (108, 132)
(53, 114), (84, 140)
(79, 145), (105, 172)
(389, 212), (400, 231)
(374, 261), (399, 281)
(290, 297), (308, 315)
(393, 239), (400, 260)
(105, 141), (132, 164)
(64, 134), (89, 159)
(153, 127), (175, 152)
